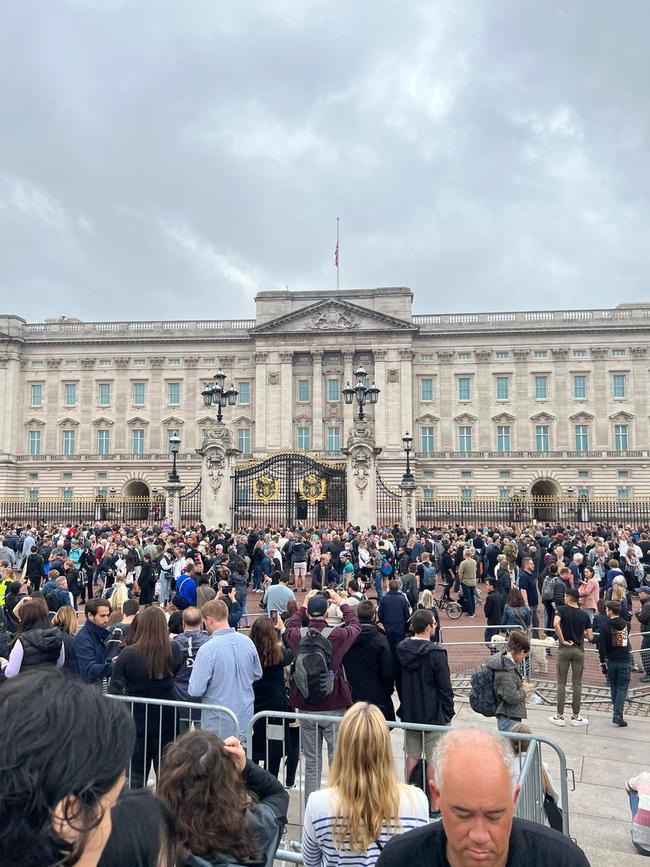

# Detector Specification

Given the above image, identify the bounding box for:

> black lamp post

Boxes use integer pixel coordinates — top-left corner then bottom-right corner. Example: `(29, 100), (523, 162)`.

(343, 366), (380, 421)
(402, 432), (414, 483)
(201, 368), (238, 422)
(168, 434), (181, 483)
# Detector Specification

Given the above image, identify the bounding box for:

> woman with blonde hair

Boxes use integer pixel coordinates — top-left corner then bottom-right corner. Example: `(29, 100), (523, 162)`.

(52, 605), (78, 673)
(301, 702), (429, 867)
(415, 589), (440, 642)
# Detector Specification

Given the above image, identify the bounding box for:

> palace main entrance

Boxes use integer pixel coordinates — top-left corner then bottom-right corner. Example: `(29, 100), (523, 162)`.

(231, 451), (347, 530)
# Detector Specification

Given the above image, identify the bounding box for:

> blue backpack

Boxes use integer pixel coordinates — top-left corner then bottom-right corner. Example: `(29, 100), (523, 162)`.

(380, 560), (393, 578)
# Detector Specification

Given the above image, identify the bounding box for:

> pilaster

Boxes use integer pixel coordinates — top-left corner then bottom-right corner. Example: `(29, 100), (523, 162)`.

(342, 419), (381, 529)
(196, 422), (240, 527)
(312, 351), (324, 450)
(254, 352), (268, 452)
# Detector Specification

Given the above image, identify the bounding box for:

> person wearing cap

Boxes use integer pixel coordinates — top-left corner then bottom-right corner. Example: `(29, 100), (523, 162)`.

(636, 586), (650, 682)
(284, 588), (361, 805)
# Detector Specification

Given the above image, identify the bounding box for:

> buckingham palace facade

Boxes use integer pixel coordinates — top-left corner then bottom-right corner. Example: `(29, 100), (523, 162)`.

(1, 286), (649, 504)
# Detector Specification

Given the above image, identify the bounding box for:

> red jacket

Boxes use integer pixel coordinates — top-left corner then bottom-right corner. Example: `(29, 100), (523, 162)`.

(284, 603), (361, 712)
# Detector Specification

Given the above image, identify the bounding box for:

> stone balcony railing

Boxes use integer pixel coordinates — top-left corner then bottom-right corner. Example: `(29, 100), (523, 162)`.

(21, 319), (256, 340)
(415, 449), (646, 460)
(411, 306), (650, 330)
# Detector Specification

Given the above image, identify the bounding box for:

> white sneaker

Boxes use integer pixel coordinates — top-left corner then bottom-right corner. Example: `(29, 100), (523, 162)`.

(571, 716), (588, 726)
(549, 715), (565, 726)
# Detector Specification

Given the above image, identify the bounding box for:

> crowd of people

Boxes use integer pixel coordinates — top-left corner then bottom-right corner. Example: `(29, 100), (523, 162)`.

(0, 517), (649, 865)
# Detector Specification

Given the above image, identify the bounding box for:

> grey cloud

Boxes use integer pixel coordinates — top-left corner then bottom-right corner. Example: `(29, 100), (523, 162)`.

(0, 0), (649, 321)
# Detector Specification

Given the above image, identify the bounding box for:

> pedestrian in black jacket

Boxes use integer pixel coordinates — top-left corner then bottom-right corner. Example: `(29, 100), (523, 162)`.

(343, 600), (395, 720)
(598, 599), (631, 726)
(483, 578), (505, 644)
(378, 580), (411, 683)
(396, 608), (454, 787)
(636, 586), (650, 681)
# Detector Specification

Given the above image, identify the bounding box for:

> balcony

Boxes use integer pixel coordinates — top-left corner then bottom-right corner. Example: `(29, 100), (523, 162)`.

(411, 306), (650, 332)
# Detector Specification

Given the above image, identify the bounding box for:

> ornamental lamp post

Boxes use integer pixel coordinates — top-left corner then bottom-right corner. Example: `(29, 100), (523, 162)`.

(201, 368), (239, 422)
(343, 366), (380, 421)
(168, 433), (181, 483)
(401, 432), (414, 484)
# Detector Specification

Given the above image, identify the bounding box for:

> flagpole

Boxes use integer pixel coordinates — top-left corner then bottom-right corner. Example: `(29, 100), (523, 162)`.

(336, 216), (340, 290)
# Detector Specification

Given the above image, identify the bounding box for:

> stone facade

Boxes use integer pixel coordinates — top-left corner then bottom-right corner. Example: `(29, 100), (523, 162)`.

(1, 288), (649, 502)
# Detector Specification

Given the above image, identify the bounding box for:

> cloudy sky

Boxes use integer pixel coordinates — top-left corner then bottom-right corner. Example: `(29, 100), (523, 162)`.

(1, 0), (649, 322)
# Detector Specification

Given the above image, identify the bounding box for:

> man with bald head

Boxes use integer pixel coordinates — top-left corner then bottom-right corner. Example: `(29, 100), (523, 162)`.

(376, 729), (589, 867)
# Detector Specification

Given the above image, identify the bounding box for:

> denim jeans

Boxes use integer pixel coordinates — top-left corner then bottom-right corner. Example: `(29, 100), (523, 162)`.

(462, 583), (475, 616)
(496, 715), (519, 732)
(608, 659), (631, 717)
(374, 571), (384, 601)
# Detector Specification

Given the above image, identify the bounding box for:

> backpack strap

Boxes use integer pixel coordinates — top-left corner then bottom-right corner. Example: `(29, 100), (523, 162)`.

(321, 627), (335, 640)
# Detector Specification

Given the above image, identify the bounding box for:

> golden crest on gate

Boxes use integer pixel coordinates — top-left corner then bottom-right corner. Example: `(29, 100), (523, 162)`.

(252, 474), (280, 505)
(299, 473), (327, 506)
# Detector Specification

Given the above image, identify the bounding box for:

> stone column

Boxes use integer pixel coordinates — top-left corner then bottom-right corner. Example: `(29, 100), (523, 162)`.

(312, 351), (324, 450)
(552, 348), (570, 448)
(148, 357), (165, 452)
(253, 352), (268, 453)
(0, 351), (21, 497)
(163, 481), (183, 528)
(342, 419), (381, 529)
(373, 350), (387, 450)
(399, 349), (413, 442)
(343, 351), (354, 443)
(113, 357), (131, 453)
(400, 477), (417, 530)
(512, 349), (530, 450)
(279, 352), (294, 449)
(196, 422), (241, 528)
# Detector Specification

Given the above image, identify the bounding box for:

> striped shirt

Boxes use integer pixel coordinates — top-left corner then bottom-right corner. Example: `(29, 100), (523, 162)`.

(301, 786), (430, 867)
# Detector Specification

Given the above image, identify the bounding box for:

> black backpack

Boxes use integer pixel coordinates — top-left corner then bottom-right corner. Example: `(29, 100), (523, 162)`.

(469, 664), (497, 717)
(293, 626), (335, 704)
(105, 623), (126, 660)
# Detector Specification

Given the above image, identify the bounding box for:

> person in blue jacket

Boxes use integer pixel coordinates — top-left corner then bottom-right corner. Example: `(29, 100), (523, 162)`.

(73, 598), (113, 683)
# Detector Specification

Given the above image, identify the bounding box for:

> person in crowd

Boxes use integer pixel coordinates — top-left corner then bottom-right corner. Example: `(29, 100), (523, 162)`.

(375, 729), (590, 867)
(502, 587), (531, 632)
(63, 558), (85, 609)
(414, 589), (441, 641)
(396, 608), (454, 803)
(105, 597), (139, 660)
(262, 571), (296, 615)
(0, 668), (135, 867)
(109, 605), (182, 788)
(416, 551), (437, 594)
(0, 597), (64, 678)
(550, 587), (593, 727)
(626, 771), (650, 857)
(196, 574), (216, 608)
(250, 614), (297, 781)
(137, 552), (156, 607)
(74, 597), (113, 684)
(343, 600), (395, 721)
(483, 578), (506, 644)
(24, 545), (46, 593)
(577, 565), (599, 624)
(598, 599), (632, 727)
(51, 604), (78, 673)
(291, 533), (309, 592)
(518, 557), (539, 635)
(458, 548), (477, 616)
(486, 630), (535, 731)
(637, 586), (650, 683)
(97, 789), (177, 867)
(173, 605), (211, 707)
(284, 588), (361, 805)
(45, 575), (74, 613)
(311, 553), (338, 591)
(3, 580), (23, 633)
(188, 599), (262, 741)
(159, 730), (289, 867)
(301, 702), (429, 867)
(378, 579), (411, 678)
(401, 563), (419, 610)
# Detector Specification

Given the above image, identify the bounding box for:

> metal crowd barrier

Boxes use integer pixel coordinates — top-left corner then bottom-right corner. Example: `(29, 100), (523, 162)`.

(246, 709), (571, 864)
(106, 695), (240, 787)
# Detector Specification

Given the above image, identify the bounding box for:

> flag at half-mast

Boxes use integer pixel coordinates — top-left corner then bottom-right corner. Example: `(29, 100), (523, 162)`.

(334, 239), (339, 267)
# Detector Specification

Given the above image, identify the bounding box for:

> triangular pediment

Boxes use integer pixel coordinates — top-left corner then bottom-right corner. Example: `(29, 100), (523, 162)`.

(57, 416), (79, 427)
(454, 412), (478, 423)
(126, 416), (149, 426)
(530, 411), (555, 422)
(569, 411), (595, 422)
(491, 412), (517, 423)
(24, 417), (46, 428)
(91, 416), (115, 427)
(161, 416), (184, 427)
(416, 413), (440, 423)
(610, 410), (634, 421)
(251, 299), (418, 335)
